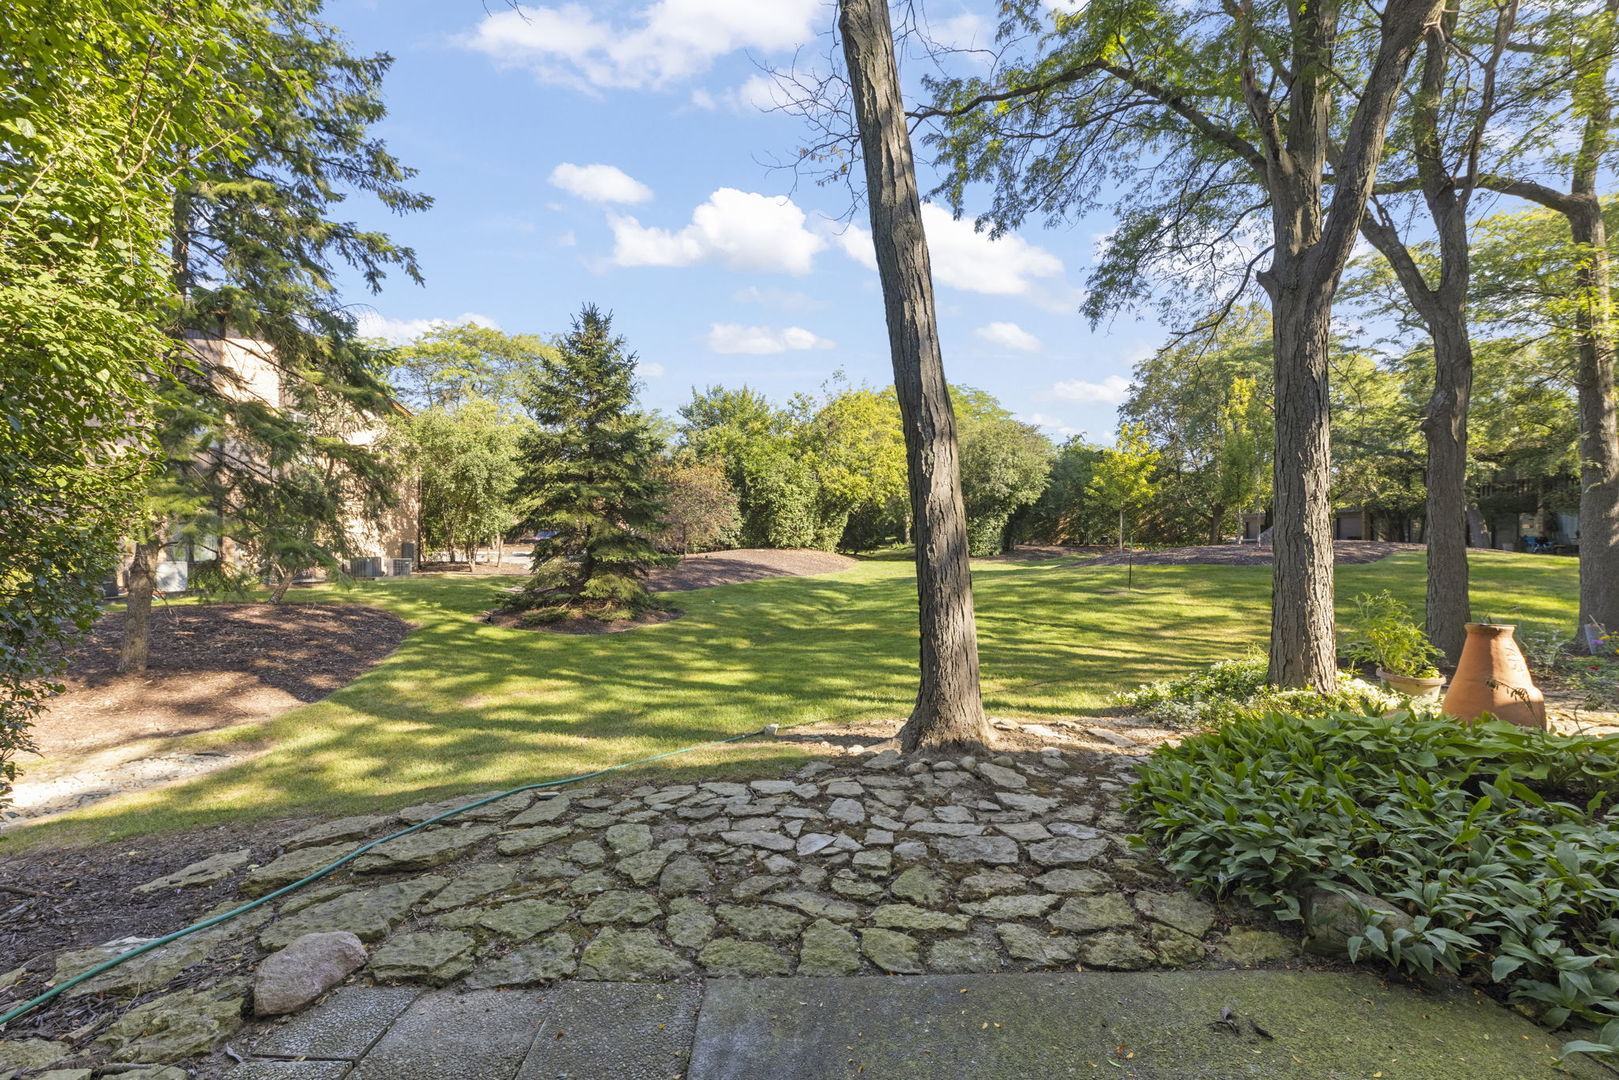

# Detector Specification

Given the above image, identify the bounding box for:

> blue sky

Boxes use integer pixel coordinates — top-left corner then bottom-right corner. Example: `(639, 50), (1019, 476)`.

(328, 0), (1165, 441)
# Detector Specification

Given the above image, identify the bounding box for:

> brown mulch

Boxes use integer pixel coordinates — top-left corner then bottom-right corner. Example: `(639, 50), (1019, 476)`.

(40, 603), (409, 758)
(1083, 540), (1426, 567)
(646, 548), (859, 591)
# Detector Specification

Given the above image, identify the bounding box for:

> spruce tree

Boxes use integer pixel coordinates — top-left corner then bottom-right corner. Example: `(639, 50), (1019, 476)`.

(513, 306), (670, 621)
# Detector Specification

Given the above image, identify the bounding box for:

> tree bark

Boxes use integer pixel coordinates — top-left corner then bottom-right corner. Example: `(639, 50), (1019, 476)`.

(116, 530), (162, 674)
(1569, 201), (1619, 642)
(270, 566), (297, 603)
(840, 0), (988, 752)
(1207, 504), (1226, 546)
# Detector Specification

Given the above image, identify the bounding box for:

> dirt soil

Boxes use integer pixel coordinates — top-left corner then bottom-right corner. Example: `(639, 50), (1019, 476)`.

(1083, 540), (1425, 567)
(647, 548), (859, 591)
(38, 603), (409, 759)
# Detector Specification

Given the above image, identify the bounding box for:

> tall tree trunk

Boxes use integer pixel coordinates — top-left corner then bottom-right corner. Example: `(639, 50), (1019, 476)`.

(1207, 504), (1226, 546)
(1570, 201), (1619, 642)
(1265, 286), (1339, 688)
(1423, 316), (1473, 661)
(117, 529), (163, 674)
(840, 0), (988, 752)
(270, 566), (297, 603)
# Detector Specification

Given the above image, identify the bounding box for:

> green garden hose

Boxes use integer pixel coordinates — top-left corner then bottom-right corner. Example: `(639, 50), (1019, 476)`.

(0, 723), (782, 1030)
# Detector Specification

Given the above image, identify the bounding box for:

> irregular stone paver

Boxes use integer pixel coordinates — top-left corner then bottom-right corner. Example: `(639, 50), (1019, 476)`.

(1027, 836), (1109, 867)
(1077, 930), (1157, 970)
(1135, 890), (1216, 938)
(421, 862), (517, 912)
(930, 835), (1019, 866)
(667, 902), (718, 949)
(616, 847), (671, 885)
(1049, 893), (1136, 933)
(1215, 928), (1297, 966)
(889, 866), (949, 906)
(507, 795), (570, 827)
(479, 899), (572, 938)
(699, 938), (790, 976)
(283, 814), (397, 852)
(959, 893), (1059, 920)
(465, 933), (577, 988)
(798, 920), (861, 976)
(997, 923), (1076, 966)
(579, 891), (661, 927)
(578, 929), (691, 981)
(495, 825), (573, 857)
(95, 979), (248, 1062)
(368, 931), (474, 985)
(716, 904), (807, 941)
(871, 904), (969, 932)
(242, 843), (358, 897)
(260, 878), (446, 950)
(603, 823), (652, 855)
(859, 929), (923, 974)
(925, 937), (1003, 974)
(351, 825), (498, 874)
(135, 850), (252, 893)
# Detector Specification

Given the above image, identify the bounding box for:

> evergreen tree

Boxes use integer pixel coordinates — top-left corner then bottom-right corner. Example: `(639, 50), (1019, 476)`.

(513, 306), (671, 621)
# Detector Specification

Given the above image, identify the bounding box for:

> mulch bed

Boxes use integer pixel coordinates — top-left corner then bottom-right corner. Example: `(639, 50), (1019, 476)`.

(38, 603), (409, 758)
(1084, 541), (1425, 567)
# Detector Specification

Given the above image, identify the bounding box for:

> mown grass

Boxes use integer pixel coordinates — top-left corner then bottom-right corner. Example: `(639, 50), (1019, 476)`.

(6, 549), (1579, 848)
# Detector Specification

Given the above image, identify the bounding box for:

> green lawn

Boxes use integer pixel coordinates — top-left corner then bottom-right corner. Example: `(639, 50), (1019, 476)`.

(8, 550), (1579, 848)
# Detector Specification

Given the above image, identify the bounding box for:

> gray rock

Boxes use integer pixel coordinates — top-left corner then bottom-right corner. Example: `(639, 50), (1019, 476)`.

(658, 854), (713, 895)
(260, 877), (447, 950)
(960, 893), (1060, 920)
(616, 848), (672, 886)
(1305, 888), (1414, 957)
(567, 840), (607, 867)
(396, 790), (531, 824)
(604, 823), (653, 855)
(997, 923), (1075, 966)
(932, 835), (1020, 866)
(667, 905), (718, 949)
(829, 873), (884, 900)
(1150, 925), (1206, 967)
(1032, 869), (1110, 895)
(763, 854), (797, 874)
(479, 898), (572, 937)
(732, 874), (790, 899)
(872, 904), (968, 931)
(495, 825), (573, 857)
(0, 1039), (69, 1076)
(506, 794), (570, 826)
(768, 890), (861, 921)
(1077, 931), (1156, 970)
(576, 812), (618, 828)
(716, 904), (807, 941)
(578, 928), (691, 980)
(1027, 837), (1108, 867)
(567, 869), (617, 896)
(1134, 890), (1216, 938)
(997, 793), (1059, 813)
(699, 938), (790, 976)
(242, 843), (357, 897)
(368, 931), (474, 985)
(926, 937), (1002, 973)
(722, 830), (794, 852)
(525, 856), (574, 882)
(892, 840), (929, 861)
(795, 832), (836, 856)
(465, 932), (577, 987)
(579, 890), (661, 926)
(863, 829), (894, 846)
(352, 825), (498, 874)
(135, 850), (252, 893)
(960, 871), (1028, 898)
(890, 867), (950, 906)
(283, 815), (395, 852)
(95, 980), (248, 1062)
(423, 863), (518, 912)
(863, 749), (904, 770)
(906, 821), (985, 836)
(934, 804), (975, 823)
(826, 798), (866, 825)
(860, 928), (922, 973)
(253, 931), (366, 1016)
(976, 762), (1027, 789)
(996, 822), (1053, 843)
(1049, 894), (1136, 933)
(851, 850), (892, 876)
(823, 780), (864, 797)
(798, 920), (861, 976)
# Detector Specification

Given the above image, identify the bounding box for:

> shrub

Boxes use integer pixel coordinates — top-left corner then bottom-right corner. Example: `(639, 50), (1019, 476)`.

(1116, 654), (1402, 728)
(1343, 591), (1442, 678)
(1130, 711), (1619, 1058)
(1569, 658), (1619, 712)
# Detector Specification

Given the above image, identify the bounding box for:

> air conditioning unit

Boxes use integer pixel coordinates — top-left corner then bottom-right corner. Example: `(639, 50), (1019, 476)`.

(390, 558), (413, 577)
(350, 557), (382, 579)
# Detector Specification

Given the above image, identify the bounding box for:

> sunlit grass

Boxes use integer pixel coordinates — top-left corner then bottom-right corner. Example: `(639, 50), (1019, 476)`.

(8, 549), (1578, 849)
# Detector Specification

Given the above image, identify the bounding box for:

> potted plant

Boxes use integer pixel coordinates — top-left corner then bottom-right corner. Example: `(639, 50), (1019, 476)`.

(1344, 592), (1446, 701)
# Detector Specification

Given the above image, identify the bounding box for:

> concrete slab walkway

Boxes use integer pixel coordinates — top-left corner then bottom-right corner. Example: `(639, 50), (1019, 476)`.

(225, 970), (1615, 1080)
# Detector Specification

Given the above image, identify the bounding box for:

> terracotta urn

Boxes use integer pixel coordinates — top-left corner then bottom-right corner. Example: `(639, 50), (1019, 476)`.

(1441, 623), (1547, 729)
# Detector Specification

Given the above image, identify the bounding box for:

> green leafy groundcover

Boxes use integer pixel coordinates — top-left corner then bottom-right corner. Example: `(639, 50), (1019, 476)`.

(1129, 711), (1619, 1057)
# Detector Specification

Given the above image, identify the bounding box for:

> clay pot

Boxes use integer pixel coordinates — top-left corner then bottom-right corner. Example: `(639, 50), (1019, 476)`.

(1377, 669), (1446, 702)
(1441, 623), (1546, 729)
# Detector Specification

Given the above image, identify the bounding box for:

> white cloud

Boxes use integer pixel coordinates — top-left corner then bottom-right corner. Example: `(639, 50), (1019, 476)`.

(1050, 374), (1133, 405)
(926, 11), (991, 51)
(835, 205), (1066, 296)
(356, 311), (500, 345)
(1022, 412), (1084, 438)
(461, 0), (822, 92)
(639, 361), (666, 377)
(974, 321), (1042, 353)
(611, 188), (826, 275)
(706, 323), (835, 354)
(732, 285), (826, 312)
(549, 162), (653, 204)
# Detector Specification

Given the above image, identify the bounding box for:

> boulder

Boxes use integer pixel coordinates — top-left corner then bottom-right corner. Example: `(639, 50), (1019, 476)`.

(253, 931), (367, 1016)
(1304, 888), (1414, 957)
